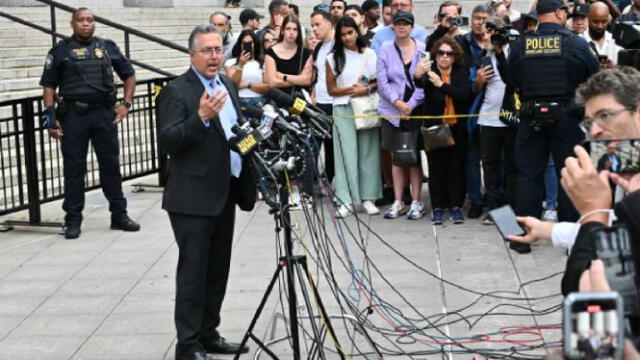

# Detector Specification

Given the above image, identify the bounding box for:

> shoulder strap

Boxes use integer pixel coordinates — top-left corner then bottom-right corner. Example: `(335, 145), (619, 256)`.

(393, 42), (415, 90)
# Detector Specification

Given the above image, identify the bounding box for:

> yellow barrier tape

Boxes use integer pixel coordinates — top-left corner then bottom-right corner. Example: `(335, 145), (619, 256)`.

(331, 111), (515, 120)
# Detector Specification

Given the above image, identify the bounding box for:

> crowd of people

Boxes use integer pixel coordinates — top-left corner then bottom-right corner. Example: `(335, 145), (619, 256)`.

(211, 0), (637, 249)
(40, 3), (640, 358)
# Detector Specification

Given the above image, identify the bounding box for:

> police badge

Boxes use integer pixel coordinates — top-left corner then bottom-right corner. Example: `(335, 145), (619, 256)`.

(44, 54), (53, 69)
(94, 48), (104, 59)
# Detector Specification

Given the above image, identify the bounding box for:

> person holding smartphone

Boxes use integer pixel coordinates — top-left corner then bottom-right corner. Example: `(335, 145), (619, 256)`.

(224, 30), (270, 107)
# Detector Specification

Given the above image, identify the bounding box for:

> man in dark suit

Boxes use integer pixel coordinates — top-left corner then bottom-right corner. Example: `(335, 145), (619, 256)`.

(597, 141), (621, 200)
(157, 24), (256, 360)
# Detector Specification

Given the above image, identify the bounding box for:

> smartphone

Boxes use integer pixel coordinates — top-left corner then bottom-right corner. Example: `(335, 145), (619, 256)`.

(598, 54), (609, 62)
(591, 225), (639, 319)
(563, 292), (624, 360)
(479, 56), (494, 71)
(242, 41), (252, 55)
(587, 138), (640, 175)
(489, 205), (525, 239)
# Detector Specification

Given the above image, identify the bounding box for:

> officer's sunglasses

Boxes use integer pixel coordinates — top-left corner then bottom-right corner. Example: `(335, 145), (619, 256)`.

(580, 107), (635, 132)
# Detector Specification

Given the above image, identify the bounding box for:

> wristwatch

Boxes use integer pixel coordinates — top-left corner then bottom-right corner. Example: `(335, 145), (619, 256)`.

(122, 101), (133, 110)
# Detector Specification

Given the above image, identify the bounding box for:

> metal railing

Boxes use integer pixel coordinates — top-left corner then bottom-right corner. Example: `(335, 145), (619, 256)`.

(0, 77), (173, 230)
(0, 0), (189, 77)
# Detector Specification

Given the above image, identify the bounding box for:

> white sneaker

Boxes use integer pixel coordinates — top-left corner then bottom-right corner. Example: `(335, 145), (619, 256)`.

(335, 204), (354, 218)
(406, 201), (425, 220)
(362, 201), (380, 215)
(542, 209), (558, 223)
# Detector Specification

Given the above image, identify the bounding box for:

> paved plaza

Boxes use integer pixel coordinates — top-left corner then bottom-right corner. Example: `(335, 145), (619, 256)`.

(0, 175), (568, 359)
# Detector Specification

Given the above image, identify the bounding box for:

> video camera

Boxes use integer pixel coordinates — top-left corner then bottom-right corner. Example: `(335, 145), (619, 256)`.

(612, 21), (640, 70)
(485, 22), (518, 46)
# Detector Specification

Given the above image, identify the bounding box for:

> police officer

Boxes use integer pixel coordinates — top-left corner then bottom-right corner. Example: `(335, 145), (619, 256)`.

(40, 7), (140, 239)
(507, 0), (599, 253)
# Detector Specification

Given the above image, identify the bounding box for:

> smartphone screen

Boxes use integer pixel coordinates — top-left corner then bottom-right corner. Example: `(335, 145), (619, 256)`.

(480, 56), (493, 71)
(592, 226), (639, 318)
(563, 292), (624, 360)
(587, 138), (640, 175)
(242, 41), (252, 55)
(489, 205), (525, 239)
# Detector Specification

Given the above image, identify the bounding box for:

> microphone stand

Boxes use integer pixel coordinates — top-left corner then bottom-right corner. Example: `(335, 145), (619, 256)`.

(233, 167), (345, 360)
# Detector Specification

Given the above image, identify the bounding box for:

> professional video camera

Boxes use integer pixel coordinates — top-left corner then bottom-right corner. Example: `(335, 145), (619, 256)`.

(485, 22), (519, 46)
(612, 21), (640, 69)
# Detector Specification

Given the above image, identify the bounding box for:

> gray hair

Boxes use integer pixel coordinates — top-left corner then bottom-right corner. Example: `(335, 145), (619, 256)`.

(472, 4), (492, 15)
(188, 24), (223, 51)
(575, 66), (640, 109)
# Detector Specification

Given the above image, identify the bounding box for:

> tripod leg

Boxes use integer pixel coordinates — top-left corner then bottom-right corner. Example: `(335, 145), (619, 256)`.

(234, 263), (284, 360)
(293, 261), (326, 360)
(299, 258), (347, 360)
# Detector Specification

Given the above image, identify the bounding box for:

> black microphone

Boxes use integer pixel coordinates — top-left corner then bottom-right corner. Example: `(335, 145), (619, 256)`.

(243, 104), (307, 137)
(266, 88), (333, 128)
(230, 123), (264, 156)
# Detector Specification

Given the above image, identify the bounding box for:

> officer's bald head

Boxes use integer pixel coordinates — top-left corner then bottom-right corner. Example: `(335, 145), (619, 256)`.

(71, 7), (92, 22)
(70, 7), (95, 41)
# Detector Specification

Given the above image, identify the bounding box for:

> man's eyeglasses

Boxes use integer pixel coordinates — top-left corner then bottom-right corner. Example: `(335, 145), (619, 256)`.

(581, 107), (634, 132)
(197, 47), (224, 56)
(436, 50), (455, 57)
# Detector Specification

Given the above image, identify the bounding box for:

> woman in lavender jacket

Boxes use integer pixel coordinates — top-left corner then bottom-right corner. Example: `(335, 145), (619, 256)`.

(376, 11), (426, 220)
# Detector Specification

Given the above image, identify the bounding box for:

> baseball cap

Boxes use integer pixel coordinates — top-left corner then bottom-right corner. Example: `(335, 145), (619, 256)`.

(392, 10), (414, 25)
(536, 0), (568, 14)
(569, 3), (589, 17)
(362, 0), (380, 11)
(522, 10), (538, 21)
(239, 9), (264, 25)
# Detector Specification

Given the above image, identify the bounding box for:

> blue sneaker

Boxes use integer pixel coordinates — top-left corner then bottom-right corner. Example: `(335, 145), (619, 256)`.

(450, 207), (464, 224)
(431, 208), (444, 225)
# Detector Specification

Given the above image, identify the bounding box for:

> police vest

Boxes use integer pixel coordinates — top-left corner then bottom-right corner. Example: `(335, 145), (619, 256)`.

(519, 28), (573, 101)
(59, 37), (115, 100)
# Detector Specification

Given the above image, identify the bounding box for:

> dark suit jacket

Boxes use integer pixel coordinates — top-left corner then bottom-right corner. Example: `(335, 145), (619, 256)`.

(157, 68), (256, 216)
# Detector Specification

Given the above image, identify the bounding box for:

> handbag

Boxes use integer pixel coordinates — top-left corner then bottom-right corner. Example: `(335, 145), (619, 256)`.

(421, 123), (455, 152)
(392, 128), (419, 166)
(350, 50), (380, 130)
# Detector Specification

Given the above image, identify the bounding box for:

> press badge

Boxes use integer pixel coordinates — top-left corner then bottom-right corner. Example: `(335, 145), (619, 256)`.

(524, 35), (562, 57)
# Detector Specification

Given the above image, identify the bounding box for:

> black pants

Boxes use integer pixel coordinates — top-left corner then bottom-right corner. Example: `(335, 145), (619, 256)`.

(60, 105), (127, 226)
(169, 189), (236, 357)
(316, 103), (334, 182)
(426, 123), (467, 209)
(515, 117), (583, 222)
(479, 125), (517, 210)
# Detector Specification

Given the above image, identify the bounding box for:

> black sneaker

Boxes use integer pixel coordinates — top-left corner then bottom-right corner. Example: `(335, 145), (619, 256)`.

(482, 214), (494, 225)
(467, 203), (483, 219)
(375, 186), (394, 206)
(64, 225), (81, 239)
(509, 241), (531, 254)
(110, 217), (141, 232)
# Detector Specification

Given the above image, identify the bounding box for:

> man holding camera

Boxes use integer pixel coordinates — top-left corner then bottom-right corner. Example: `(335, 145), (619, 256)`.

(507, 0), (599, 253)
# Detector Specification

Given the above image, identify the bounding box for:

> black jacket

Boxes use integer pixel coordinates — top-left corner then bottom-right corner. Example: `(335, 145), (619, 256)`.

(414, 64), (471, 128)
(157, 68), (256, 216)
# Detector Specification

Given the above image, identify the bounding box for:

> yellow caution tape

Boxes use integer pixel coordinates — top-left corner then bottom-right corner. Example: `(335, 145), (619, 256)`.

(331, 111), (515, 120)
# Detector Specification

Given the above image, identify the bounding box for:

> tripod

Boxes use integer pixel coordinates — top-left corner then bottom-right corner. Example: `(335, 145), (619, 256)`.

(234, 183), (345, 360)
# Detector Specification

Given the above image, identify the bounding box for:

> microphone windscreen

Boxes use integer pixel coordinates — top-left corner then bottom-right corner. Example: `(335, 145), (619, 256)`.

(267, 87), (295, 108)
(241, 105), (264, 120)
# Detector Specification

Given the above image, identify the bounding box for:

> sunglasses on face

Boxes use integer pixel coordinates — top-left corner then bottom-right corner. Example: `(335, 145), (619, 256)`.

(436, 50), (455, 57)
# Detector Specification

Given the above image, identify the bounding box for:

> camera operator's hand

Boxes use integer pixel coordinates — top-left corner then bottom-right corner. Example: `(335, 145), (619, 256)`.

(560, 146), (612, 223)
(609, 172), (640, 194)
(507, 216), (554, 244)
(440, 14), (453, 29)
(579, 259), (611, 292)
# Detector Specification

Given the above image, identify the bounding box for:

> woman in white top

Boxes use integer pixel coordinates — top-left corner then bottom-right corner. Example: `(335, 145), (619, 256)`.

(224, 30), (270, 107)
(326, 16), (382, 218)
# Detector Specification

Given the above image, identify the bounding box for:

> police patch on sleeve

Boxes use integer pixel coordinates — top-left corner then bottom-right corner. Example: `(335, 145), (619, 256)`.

(524, 35), (562, 57)
(44, 54), (53, 69)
